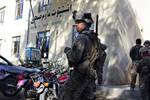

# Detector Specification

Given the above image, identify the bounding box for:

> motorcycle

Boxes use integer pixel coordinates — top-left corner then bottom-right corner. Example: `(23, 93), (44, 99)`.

(24, 71), (46, 99)
(16, 67), (54, 100)
(39, 67), (69, 100)
(0, 70), (21, 97)
(0, 67), (40, 97)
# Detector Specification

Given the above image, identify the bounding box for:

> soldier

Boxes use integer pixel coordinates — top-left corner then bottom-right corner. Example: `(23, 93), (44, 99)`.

(58, 13), (99, 100)
(129, 38), (143, 90)
(137, 40), (150, 100)
(94, 40), (107, 85)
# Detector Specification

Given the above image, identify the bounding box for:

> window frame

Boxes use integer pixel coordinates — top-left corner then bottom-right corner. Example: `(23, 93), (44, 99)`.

(36, 31), (50, 58)
(15, 0), (24, 20)
(12, 36), (21, 57)
(38, 0), (52, 12)
(0, 6), (5, 23)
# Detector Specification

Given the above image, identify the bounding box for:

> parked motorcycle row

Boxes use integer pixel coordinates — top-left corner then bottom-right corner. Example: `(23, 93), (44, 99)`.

(0, 55), (69, 100)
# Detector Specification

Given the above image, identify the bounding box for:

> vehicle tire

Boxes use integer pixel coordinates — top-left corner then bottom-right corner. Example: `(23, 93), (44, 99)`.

(39, 88), (57, 100)
(1, 75), (21, 97)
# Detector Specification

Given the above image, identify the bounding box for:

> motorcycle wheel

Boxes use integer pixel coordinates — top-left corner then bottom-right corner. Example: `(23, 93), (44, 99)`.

(1, 76), (21, 97)
(39, 88), (57, 100)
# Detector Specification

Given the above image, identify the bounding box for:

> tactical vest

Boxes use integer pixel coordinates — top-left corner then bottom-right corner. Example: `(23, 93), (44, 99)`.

(83, 32), (100, 68)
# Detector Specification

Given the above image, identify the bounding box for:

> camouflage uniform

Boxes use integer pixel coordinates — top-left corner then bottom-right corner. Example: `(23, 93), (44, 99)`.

(137, 40), (150, 100)
(129, 39), (143, 90)
(137, 56), (150, 100)
(59, 13), (98, 100)
(95, 41), (107, 85)
(129, 60), (140, 90)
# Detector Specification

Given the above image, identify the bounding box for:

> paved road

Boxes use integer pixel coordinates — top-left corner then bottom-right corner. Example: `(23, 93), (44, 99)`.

(0, 85), (142, 100)
(96, 85), (142, 100)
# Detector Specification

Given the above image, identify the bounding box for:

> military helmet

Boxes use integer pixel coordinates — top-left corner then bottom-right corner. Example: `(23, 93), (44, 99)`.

(75, 13), (94, 27)
(144, 40), (150, 46)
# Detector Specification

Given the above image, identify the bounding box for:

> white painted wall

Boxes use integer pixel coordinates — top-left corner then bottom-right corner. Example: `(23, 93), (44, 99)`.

(128, 0), (150, 40)
(0, 0), (31, 61)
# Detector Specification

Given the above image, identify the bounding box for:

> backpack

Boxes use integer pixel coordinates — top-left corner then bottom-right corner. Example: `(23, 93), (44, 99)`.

(85, 34), (100, 68)
(130, 45), (142, 60)
(88, 40), (99, 68)
(80, 31), (99, 68)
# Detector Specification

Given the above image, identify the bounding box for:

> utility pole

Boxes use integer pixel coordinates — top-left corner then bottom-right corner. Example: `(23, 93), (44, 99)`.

(26, 0), (36, 46)
(29, 0), (36, 28)
(26, 8), (30, 46)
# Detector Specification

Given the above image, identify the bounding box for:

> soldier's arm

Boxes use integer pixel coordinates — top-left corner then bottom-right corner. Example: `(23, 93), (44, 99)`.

(129, 47), (134, 60)
(65, 35), (86, 66)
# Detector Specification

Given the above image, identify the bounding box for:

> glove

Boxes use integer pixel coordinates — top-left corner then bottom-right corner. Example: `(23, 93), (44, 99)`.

(64, 47), (71, 53)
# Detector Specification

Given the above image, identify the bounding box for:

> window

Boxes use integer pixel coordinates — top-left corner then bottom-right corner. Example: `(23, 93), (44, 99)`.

(0, 6), (5, 23)
(15, 0), (24, 19)
(12, 36), (20, 57)
(38, 0), (52, 12)
(37, 32), (50, 58)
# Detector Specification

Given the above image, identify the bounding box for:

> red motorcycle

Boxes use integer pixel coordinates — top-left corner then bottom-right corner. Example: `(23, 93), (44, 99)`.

(39, 67), (69, 100)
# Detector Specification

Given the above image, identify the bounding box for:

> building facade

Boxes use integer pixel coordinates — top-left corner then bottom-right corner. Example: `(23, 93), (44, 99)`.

(0, 0), (148, 84)
(0, 0), (31, 63)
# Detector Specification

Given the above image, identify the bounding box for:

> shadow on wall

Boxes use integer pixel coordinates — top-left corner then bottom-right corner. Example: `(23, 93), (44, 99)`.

(106, 65), (129, 85)
(96, 0), (142, 85)
(73, 0), (131, 85)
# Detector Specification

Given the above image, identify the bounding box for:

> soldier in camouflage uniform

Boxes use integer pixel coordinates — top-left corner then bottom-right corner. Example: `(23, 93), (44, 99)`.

(58, 13), (99, 100)
(137, 40), (150, 100)
(94, 40), (107, 85)
(129, 38), (143, 90)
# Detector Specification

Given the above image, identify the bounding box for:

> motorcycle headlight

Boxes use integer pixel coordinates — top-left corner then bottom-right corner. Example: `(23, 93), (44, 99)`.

(44, 82), (49, 87)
